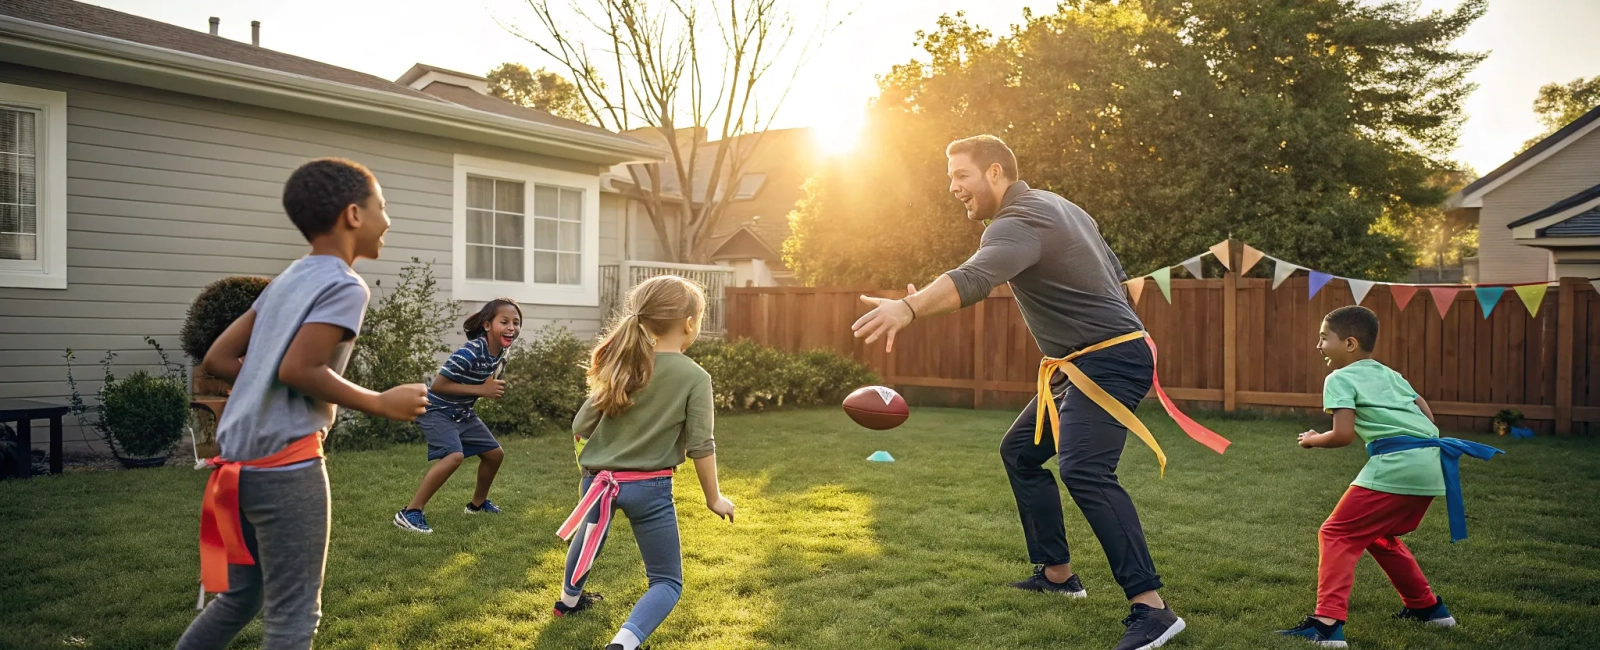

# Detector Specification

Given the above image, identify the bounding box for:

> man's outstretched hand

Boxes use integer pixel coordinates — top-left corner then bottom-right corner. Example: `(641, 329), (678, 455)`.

(853, 284), (918, 353)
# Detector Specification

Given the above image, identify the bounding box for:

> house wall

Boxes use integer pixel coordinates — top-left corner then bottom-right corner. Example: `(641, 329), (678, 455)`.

(1478, 128), (1600, 282)
(0, 63), (614, 451)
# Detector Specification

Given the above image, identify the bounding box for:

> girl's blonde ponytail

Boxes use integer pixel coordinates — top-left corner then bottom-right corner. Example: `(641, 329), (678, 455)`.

(586, 276), (705, 417)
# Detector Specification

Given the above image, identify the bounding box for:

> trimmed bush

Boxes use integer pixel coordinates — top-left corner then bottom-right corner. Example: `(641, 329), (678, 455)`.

(181, 276), (270, 364)
(686, 339), (877, 411)
(66, 337), (190, 460)
(476, 326), (590, 437)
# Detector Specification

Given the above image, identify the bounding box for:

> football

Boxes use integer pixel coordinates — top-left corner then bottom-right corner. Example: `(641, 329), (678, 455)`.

(842, 386), (909, 430)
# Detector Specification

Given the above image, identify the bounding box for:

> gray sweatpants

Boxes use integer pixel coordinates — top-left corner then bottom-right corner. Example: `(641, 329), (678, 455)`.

(177, 460), (330, 650)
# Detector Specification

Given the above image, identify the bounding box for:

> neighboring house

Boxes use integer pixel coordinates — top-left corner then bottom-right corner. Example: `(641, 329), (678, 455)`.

(1451, 103), (1600, 283)
(0, 0), (664, 450)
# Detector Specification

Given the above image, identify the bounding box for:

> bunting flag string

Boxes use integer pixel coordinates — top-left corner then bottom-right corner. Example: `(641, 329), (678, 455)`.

(1308, 271), (1334, 299)
(1180, 255), (1205, 280)
(1347, 279), (1375, 305)
(1474, 287), (1506, 319)
(1391, 285), (1419, 311)
(1513, 284), (1546, 317)
(1430, 287), (1461, 319)
(1126, 277), (1147, 305)
(1273, 258), (1300, 289)
(1239, 244), (1265, 276)
(1209, 241), (1232, 270)
(1150, 267), (1173, 303)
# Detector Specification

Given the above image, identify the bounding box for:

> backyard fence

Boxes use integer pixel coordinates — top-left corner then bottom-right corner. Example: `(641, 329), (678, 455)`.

(725, 258), (1598, 435)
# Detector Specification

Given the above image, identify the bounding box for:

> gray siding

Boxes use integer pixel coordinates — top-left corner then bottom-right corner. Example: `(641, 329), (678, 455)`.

(1478, 127), (1600, 283)
(0, 64), (612, 450)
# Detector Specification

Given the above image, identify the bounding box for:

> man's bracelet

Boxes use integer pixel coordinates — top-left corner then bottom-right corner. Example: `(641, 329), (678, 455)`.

(901, 298), (917, 321)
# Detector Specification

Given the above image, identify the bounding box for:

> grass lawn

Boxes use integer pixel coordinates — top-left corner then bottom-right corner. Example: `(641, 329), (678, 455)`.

(3, 407), (1598, 650)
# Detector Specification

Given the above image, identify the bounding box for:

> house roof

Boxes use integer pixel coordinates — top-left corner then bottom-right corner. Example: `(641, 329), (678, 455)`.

(1509, 182), (1600, 229)
(1542, 207), (1600, 237)
(709, 226), (781, 261)
(0, 0), (663, 164)
(397, 63), (487, 87)
(1452, 103), (1600, 207)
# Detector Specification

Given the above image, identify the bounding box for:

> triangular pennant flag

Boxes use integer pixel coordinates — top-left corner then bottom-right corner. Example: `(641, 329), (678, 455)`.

(1126, 277), (1147, 305)
(1150, 267), (1173, 303)
(1474, 286), (1506, 319)
(1181, 255), (1205, 279)
(1209, 241), (1232, 270)
(1390, 285), (1419, 311)
(1309, 271), (1333, 299)
(1240, 244), (1265, 276)
(1272, 258), (1299, 289)
(1514, 284), (1547, 317)
(1429, 287), (1461, 319)
(1347, 279), (1375, 305)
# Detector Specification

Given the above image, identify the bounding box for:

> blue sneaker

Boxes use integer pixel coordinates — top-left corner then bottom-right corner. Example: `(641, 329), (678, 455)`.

(465, 499), (503, 515)
(1395, 598), (1456, 627)
(393, 508), (432, 534)
(1277, 617), (1347, 648)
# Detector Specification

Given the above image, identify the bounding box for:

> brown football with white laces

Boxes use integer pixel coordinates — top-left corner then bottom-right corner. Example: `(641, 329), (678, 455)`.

(842, 386), (909, 430)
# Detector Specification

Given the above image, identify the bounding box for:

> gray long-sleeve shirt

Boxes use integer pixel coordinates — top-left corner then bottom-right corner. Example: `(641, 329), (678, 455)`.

(945, 181), (1144, 358)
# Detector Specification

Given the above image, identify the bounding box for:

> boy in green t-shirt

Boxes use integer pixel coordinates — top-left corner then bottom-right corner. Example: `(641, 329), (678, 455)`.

(1278, 306), (1467, 648)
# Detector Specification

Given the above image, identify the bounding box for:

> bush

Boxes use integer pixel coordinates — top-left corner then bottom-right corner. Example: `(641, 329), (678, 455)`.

(686, 339), (877, 411)
(66, 337), (190, 459)
(180, 276), (270, 364)
(332, 259), (460, 451)
(476, 326), (591, 437)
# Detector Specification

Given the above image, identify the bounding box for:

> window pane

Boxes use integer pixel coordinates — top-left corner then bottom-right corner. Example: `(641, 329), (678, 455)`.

(495, 247), (524, 282)
(534, 218), (558, 250)
(18, 151), (33, 206)
(0, 153), (16, 205)
(467, 176), (495, 210)
(466, 245), (493, 280)
(495, 179), (524, 214)
(0, 204), (16, 233)
(534, 185), (560, 218)
(16, 111), (33, 157)
(558, 253), (580, 285)
(559, 221), (580, 252)
(467, 210), (493, 245)
(534, 251), (557, 283)
(18, 205), (35, 235)
(0, 233), (36, 261)
(0, 111), (14, 154)
(560, 189), (582, 221)
(495, 213), (524, 247)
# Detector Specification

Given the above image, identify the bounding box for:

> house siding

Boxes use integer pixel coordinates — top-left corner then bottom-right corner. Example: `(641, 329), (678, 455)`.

(1478, 127), (1600, 283)
(0, 63), (615, 450)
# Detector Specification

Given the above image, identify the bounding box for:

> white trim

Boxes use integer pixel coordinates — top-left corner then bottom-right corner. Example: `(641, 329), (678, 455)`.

(1458, 118), (1600, 208)
(452, 154), (600, 307)
(1511, 195), (1600, 239)
(403, 70), (490, 95)
(0, 81), (66, 290)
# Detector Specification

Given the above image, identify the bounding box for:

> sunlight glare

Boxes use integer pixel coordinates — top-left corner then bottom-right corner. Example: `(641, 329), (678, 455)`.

(813, 108), (865, 155)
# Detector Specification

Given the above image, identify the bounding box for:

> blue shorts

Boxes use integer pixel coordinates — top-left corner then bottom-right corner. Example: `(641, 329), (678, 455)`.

(417, 410), (501, 461)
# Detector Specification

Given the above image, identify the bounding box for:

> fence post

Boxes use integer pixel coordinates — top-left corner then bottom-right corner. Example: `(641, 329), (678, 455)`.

(973, 297), (987, 409)
(1223, 238), (1240, 412)
(1555, 276), (1578, 436)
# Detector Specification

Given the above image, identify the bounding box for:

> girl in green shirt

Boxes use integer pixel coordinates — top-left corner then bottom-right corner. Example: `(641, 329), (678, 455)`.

(552, 275), (735, 650)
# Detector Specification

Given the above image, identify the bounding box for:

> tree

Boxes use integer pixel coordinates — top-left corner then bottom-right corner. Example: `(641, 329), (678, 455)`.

(785, 0), (1486, 287)
(1521, 76), (1600, 151)
(500, 0), (842, 263)
(1376, 170), (1479, 273)
(486, 62), (591, 124)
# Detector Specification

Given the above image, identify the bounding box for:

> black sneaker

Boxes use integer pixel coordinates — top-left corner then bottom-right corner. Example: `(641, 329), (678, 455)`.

(1394, 597), (1456, 627)
(552, 591), (602, 617)
(1009, 565), (1088, 598)
(1113, 603), (1186, 650)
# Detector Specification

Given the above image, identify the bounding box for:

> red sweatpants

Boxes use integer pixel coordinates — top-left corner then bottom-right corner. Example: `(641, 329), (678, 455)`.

(1316, 486), (1438, 621)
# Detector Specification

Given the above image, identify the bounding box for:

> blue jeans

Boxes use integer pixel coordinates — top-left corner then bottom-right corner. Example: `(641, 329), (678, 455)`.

(562, 475), (683, 642)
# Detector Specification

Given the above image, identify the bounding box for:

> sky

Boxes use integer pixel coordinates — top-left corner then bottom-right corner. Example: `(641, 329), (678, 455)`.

(82, 0), (1600, 175)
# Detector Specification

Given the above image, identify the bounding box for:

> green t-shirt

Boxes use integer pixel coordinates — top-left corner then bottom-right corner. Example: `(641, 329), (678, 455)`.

(1323, 359), (1445, 497)
(573, 352), (716, 472)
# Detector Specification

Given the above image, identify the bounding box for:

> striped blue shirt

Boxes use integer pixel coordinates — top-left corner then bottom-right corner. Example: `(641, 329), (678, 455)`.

(426, 337), (503, 417)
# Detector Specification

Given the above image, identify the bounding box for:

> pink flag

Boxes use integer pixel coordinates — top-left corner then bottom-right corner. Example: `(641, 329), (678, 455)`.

(1429, 287), (1461, 319)
(1391, 285), (1419, 311)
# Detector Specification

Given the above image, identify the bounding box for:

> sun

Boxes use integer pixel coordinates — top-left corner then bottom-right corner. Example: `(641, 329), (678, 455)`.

(812, 109), (864, 155)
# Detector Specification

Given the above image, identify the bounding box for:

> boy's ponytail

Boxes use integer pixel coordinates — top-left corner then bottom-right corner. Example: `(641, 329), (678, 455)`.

(464, 298), (521, 340)
(587, 276), (705, 418)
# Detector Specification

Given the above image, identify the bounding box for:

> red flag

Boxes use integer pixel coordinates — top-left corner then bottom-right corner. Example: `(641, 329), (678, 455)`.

(1429, 287), (1461, 319)
(1391, 285), (1419, 311)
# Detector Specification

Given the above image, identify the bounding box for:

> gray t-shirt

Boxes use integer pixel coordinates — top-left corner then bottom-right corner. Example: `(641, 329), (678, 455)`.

(945, 180), (1144, 358)
(216, 255), (369, 461)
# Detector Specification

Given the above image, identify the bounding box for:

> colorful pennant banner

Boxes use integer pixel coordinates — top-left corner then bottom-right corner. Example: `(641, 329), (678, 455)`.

(1126, 277), (1147, 305)
(1515, 284), (1547, 317)
(1474, 286), (1506, 319)
(1151, 267), (1173, 303)
(1348, 279), (1375, 306)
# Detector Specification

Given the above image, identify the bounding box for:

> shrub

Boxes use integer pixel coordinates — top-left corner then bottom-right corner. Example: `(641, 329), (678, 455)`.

(476, 326), (591, 437)
(686, 339), (877, 411)
(65, 337), (190, 459)
(180, 276), (270, 364)
(331, 259), (460, 451)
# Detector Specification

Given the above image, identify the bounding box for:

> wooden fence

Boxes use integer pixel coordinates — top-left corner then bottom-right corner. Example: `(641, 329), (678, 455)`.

(726, 255), (1599, 435)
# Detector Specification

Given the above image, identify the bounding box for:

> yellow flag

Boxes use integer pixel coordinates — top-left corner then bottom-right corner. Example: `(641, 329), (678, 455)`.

(1126, 277), (1147, 305)
(1514, 284), (1548, 317)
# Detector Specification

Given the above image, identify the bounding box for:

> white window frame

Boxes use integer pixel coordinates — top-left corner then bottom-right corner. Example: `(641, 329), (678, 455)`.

(452, 154), (600, 306)
(0, 82), (67, 290)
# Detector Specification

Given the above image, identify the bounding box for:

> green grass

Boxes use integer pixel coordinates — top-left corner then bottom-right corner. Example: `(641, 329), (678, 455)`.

(3, 407), (1598, 649)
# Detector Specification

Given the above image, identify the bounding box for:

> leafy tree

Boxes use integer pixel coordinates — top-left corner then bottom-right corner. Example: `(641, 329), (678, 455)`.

(786, 0), (1486, 286)
(486, 62), (591, 124)
(1521, 76), (1600, 151)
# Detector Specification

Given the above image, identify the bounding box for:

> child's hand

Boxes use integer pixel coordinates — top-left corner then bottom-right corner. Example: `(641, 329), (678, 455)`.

(480, 378), (507, 399)
(707, 495), (735, 523)
(1298, 430), (1319, 448)
(377, 384), (429, 421)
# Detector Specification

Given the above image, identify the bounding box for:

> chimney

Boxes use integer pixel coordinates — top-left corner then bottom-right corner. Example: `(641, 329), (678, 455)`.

(208, 17), (219, 35)
(251, 21), (260, 46)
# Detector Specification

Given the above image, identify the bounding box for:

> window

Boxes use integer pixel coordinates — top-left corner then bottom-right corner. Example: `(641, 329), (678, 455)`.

(732, 173), (766, 200)
(0, 83), (66, 289)
(452, 155), (599, 306)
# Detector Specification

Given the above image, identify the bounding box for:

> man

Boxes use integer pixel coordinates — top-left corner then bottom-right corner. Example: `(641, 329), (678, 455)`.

(852, 135), (1183, 650)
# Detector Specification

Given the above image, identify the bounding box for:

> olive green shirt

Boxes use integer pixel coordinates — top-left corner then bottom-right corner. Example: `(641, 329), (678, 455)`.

(573, 352), (716, 471)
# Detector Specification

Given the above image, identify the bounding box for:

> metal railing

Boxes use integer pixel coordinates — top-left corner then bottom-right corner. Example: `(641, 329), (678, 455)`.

(600, 261), (734, 338)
